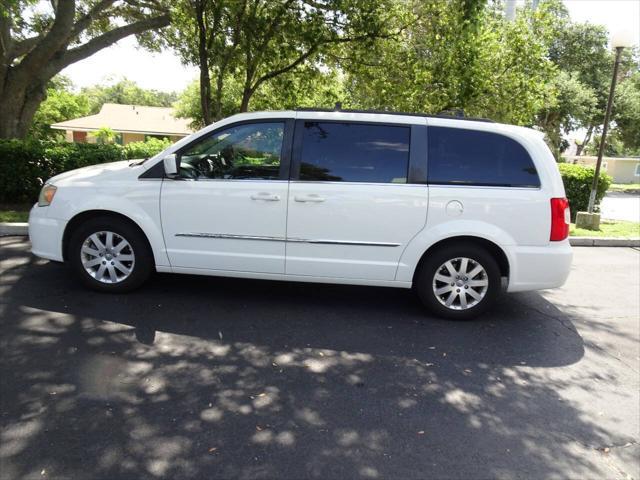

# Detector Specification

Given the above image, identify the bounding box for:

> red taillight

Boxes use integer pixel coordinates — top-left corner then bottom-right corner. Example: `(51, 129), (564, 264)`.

(550, 197), (570, 241)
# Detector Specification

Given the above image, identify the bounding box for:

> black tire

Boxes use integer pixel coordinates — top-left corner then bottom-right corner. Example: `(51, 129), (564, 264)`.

(415, 243), (501, 320)
(68, 216), (153, 293)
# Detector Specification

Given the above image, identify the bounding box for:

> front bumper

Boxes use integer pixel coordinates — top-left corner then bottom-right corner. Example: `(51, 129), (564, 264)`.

(28, 204), (66, 262)
(507, 241), (573, 292)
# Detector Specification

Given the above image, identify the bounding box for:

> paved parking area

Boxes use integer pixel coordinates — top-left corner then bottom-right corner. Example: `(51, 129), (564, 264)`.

(1, 237), (639, 480)
(601, 192), (640, 222)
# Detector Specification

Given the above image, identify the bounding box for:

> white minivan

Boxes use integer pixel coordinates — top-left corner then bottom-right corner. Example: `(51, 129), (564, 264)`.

(29, 109), (572, 319)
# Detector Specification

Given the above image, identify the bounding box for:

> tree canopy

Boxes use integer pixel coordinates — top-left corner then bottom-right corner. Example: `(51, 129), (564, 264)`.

(0, 0), (170, 138)
(2, 0), (639, 158)
(340, 0), (556, 125)
(538, 6), (640, 157)
(169, 0), (639, 157)
(175, 66), (344, 130)
(164, 0), (403, 124)
(614, 72), (640, 155)
(81, 78), (178, 113)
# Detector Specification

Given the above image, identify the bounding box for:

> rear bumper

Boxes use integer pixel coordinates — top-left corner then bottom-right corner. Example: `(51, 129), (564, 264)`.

(507, 241), (572, 292)
(28, 205), (66, 262)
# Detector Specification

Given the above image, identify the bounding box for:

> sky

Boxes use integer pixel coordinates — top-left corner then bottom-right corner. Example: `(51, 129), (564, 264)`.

(60, 0), (640, 93)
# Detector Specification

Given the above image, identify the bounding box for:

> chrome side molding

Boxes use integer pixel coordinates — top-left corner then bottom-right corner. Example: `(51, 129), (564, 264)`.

(299, 239), (400, 247)
(175, 233), (284, 242)
(175, 232), (400, 247)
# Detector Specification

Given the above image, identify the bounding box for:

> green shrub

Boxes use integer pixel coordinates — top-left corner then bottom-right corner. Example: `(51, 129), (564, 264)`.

(44, 142), (124, 171)
(0, 139), (50, 204)
(558, 163), (611, 219)
(0, 137), (177, 203)
(92, 127), (118, 144)
(123, 137), (172, 160)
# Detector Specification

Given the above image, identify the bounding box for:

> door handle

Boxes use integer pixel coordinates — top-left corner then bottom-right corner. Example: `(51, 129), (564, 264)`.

(294, 195), (326, 203)
(250, 192), (280, 201)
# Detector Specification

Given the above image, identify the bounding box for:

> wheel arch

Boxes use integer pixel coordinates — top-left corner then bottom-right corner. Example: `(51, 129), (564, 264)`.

(411, 235), (510, 286)
(62, 210), (156, 265)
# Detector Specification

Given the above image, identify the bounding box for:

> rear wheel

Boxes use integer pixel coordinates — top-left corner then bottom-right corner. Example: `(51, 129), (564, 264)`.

(68, 217), (153, 293)
(415, 243), (501, 320)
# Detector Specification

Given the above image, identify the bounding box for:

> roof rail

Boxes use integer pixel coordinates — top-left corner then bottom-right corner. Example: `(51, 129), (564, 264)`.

(294, 105), (494, 123)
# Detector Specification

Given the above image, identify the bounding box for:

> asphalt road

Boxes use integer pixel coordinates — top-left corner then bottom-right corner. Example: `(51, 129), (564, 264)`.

(1, 237), (639, 480)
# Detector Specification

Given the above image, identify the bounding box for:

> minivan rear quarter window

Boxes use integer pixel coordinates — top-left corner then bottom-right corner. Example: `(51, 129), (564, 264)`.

(427, 127), (540, 188)
(299, 121), (410, 183)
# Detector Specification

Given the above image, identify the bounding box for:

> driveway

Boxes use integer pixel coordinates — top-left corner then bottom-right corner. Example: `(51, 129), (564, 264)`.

(601, 191), (640, 222)
(1, 237), (638, 480)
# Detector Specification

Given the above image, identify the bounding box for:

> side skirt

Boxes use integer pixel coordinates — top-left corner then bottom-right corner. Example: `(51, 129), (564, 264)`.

(155, 265), (413, 289)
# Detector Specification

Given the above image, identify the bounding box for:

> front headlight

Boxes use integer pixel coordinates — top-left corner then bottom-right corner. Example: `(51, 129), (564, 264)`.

(38, 184), (57, 207)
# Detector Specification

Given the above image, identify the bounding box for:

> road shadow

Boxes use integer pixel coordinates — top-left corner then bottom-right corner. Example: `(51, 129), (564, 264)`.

(0, 240), (626, 479)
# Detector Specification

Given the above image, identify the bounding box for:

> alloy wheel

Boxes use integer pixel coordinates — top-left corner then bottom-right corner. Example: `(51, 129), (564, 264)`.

(432, 257), (489, 310)
(80, 231), (136, 284)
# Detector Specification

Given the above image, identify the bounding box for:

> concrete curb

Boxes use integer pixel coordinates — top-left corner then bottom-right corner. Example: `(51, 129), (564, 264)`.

(1, 222), (638, 247)
(0, 223), (28, 236)
(569, 237), (640, 247)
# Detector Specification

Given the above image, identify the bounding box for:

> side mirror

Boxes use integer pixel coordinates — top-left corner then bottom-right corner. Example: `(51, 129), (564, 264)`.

(163, 154), (179, 178)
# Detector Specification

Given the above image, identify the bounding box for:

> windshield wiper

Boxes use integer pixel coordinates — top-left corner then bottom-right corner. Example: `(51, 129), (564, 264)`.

(129, 158), (148, 167)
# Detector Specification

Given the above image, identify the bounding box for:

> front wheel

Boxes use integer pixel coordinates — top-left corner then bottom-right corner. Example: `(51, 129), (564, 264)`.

(68, 217), (153, 293)
(415, 244), (501, 320)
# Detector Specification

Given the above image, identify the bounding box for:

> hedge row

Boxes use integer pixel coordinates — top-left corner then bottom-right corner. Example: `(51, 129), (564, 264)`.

(557, 163), (611, 220)
(0, 138), (171, 203)
(0, 138), (612, 217)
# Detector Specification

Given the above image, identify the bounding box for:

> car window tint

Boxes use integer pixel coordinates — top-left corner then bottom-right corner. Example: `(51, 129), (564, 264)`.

(179, 122), (284, 180)
(299, 122), (410, 183)
(427, 127), (540, 188)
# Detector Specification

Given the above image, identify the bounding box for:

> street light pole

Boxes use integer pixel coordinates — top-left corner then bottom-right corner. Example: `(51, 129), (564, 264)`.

(587, 46), (623, 213)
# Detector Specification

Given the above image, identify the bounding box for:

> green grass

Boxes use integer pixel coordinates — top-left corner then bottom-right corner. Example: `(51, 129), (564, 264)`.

(570, 220), (640, 238)
(0, 210), (29, 222)
(0, 203), (31, 223)
(608, 183), (640, 194)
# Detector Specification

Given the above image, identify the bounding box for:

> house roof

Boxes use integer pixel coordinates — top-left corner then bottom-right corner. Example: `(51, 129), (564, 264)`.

(50, 103), (193, 136)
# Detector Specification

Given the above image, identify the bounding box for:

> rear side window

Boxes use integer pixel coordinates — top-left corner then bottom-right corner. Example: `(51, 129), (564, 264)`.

(299, 122), (410, 183)
(427, 127), (540, 188)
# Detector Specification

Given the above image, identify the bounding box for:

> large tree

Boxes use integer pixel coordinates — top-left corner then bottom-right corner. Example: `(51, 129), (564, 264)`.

(0, 0), (170, 139)
(535, 0), (640, 157)
(614, 71), (640, 155)
(542, 15), (611, 155)
(341, 0), (556, 124)
(174, 65), (345, 129)
(536, 71), (597, 159)
(165, 0), (401, 126)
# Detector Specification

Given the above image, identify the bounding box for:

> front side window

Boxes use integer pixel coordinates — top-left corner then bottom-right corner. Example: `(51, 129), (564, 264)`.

(179, 122), (284, 180)
(427, 127), (540, 188)
(299, 122), (410, 183)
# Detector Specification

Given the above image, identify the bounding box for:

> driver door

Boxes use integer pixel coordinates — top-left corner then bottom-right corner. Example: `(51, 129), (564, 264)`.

(160, 119), (293, 274)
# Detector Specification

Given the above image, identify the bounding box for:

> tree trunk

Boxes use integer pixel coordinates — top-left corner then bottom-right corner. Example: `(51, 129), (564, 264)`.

(212, 72), (225, 121)
(577, 125), (594, 156)
(198, 66), (213, 126)
(195, 0), (213, 126)
(239, 89), (252, 112)
(239, 67), (257, 113)
(0, 77), (47, 138)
